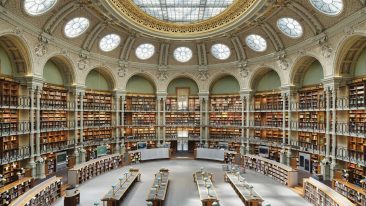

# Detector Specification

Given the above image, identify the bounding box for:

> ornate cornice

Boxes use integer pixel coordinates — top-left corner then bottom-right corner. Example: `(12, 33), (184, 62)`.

(103, 0), (266, 40)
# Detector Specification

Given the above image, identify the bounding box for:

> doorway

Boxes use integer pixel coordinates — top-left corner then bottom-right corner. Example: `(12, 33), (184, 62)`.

(177, 129), (188, 151)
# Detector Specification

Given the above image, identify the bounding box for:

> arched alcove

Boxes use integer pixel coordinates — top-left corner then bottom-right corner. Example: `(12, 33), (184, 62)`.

(126, 75), (156, 94)
(85, 69), (113, 91)
(0, 45), (13, 76)
(353, 47), (366, 78)
(253, 70), (281, 92)
(210, 75), (240, 95)
(291, 56), (324, 88)
(167, 77), (199, 96)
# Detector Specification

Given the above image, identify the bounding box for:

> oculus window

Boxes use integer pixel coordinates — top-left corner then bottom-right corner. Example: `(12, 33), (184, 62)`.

(174, 47), (193, 63)
(64, 17), (90, 38)
(24, 0), (57, 16)
(277, 17), (303, 38)
(132, 0), (234, 24)
(99, 34), (121, 52)
(135, 43), (155, 60)
(245, 34), (267, 52)
(309, 0), (343, 16)
(211, 44), (231, 60)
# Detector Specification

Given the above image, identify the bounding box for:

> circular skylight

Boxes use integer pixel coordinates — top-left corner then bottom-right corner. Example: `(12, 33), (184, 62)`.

(277, 17), (303, 38)
(132, 0), (234, 24)
(64, 17), (90, 38)
(245, 34), (267, 52)
(24, 0), (57, 16)
(173, 47), (193, 63)
(135, 43), (155, 60)
(211, 44), (231, 60)
(309, 0), (343, 16)
(99, 34), (121, 52)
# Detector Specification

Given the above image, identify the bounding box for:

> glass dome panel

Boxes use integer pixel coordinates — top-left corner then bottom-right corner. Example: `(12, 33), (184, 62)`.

(277, 17), (303, 38)
(99, 34), (121, 52)
(135, 43), (155, 60)
(174, 47), (193, 62)
(245, 34), (267, 52)
(309, 0), (343, 16)
(211, 44), (231, 60)
(64, 17), (90, 38)
(24, 0), (58, 16)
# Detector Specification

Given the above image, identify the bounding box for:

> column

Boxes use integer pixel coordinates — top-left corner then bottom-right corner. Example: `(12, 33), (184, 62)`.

(286, 90), (293, 166)
(73, 90), (79, 164)
(240, 96), (245, 155)
(35, 86), (45, 179)
(321, 86), (331, 180)
(330, 84), (339, 180)
(199, 96), (203, 145)
(120, 95), (126, 154)
(27, 87), (36, 178)
(156, 97), (161, 146)
(204, 97), (209, 147)
(79, 92), (86, 163)
(280, 91), (287, 165)
(245, 94), (251, 154)
(162, 96), (166, 145)
(114, 92), (121, 154)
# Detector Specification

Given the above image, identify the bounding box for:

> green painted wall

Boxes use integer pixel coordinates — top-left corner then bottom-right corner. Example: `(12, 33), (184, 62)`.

(0, 46), (13, 76)
(354, 48), (366, 77)
(256, 70), (281, 91)
(126, 76), (155, 94)
(85, 70), (111, 91)
(43, 61), (64, 85)
(167, 78), (199, 95)
(302, 61), (323, 86)
(211, 76), (240, 94)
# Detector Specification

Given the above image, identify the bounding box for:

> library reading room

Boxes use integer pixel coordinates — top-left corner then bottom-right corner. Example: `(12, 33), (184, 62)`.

(1, 0), (366, 206)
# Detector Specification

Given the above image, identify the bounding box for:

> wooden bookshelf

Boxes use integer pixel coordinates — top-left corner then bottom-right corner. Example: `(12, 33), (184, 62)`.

(44, 153), (56, 176)
(209, 95), (241, 111)
(125, 127), (156, 139)
(333, 178), (366, 206)
(209, 127), (241, 140)
(347, 163), (366, 187)
(124, 113), (156, 126)
(40, 131), (67, 149)
(68, 154), (123, 185)
(9, 176), (62, 206)
(165, 127), (200, 139)
(209, 112), (242, 126)
(243, 155), (298, 187)
(349, 79), (366, 108)
(0, 177), (33, 206)
(83, 91), (112, 110)
(254, 129), (286, 144)
(0, 109), (18, 134)
(298, 87), (325, 110)
(125, 94), (156, 111)
(347, 136), (366, 162)
(298, 132), (325, 151)
(254, 93), (285, 110)
(128, 151), (141, 164)
(166, 96), (199, 111)
(83, 111), (112, 127)
(0, 78), (19, 107)
(0, 162), (20, 186)
(349, 110), (366, 134)
(41, 85), (67, 109)
(299, 111), (325, 130)
(82, 128), (113, 141)
(303, 177), (355, 206)
(0, 135), (19, 159)
(166, 112), (200, 126)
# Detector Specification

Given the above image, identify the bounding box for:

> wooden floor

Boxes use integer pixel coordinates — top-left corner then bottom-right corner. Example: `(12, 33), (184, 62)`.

(290, 185), (304, 197)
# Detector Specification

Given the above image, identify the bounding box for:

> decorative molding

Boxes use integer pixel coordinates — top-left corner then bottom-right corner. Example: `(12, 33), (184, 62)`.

(198, 66), (209, 81)
(34, 35), (49, 57)
(274, 51), (289, 70)
(77, 50), (90, 71)
(238, 60), (249, 78)
(117, 60), (128, 77)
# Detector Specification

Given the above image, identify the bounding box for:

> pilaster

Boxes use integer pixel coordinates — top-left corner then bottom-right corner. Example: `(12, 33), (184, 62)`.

(199, 92), (209, 147)
(240, 90), (252, 154)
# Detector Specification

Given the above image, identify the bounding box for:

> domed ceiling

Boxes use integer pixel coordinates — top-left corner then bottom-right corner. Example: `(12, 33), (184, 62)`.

(1, 0), (363, 67)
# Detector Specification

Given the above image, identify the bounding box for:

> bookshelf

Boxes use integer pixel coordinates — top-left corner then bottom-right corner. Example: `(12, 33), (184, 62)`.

(298, 132), (325, 151)
(9, 176), (62, 206)
(349, 79), (365, 108)
(347, 163), (365, 187)
(40, 131), (67, 150)
(254, 93), (286, 110)
(40, 85), (67, 109)
(166, 96), (199, 111)
(67, 154), (123, 185)
(0, 162), (19, 186)
(254, 129), (286, 144)
(0, 77), (19, 107)
(349, 110), (366, 134)
(333, 178), (366, 206)
(303, 177), (355, 206)
(125, 94), (156, 111)
(125, 127), (156, 139)
(0, 177), (33, 206)
(165, 127), (200, 139)
(0, 135), (19, 159)
(128, 151), (141, 164)
(243, 155), (298, 187)
(82, 128), (112, 142)
(166, 112), (200, 126)
(209, 95), (241, 111)
(209, 128), (241, 140)
(347, 137), (366, 162)
(298, 87), (325, 110)
(44, 153), (56, 175)
(299, 111), (325, 130)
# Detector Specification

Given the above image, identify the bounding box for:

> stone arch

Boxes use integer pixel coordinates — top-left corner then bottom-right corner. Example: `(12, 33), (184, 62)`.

(163, 73), (202, 94)
(334, 33), (366, 77)
(124, 73), (157, 94)
(207, 71), (244, 92)
(289, 55), (325, 87)
(208, 73), (241, 94)
(85, 67), (117, 90)
(0, 33), (32, 76)
(123, 71), (158, 92)
(41, 54), (76, 86)
(248, 66), (283, 91)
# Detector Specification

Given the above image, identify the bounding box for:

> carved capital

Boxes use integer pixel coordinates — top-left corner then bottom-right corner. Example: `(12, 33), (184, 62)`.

(157, 66), (168, 81)
(117, 60), (128, 77)
(77, 58), (89, 71)
(198, 68), (209, 81)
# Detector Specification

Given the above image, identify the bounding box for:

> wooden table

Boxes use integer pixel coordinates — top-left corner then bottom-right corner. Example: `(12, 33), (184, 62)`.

(101, 169), (141, 206)
(193, 171), (219, 206)
(146, 169), (169, 206)
(224, 172), (264, 206)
